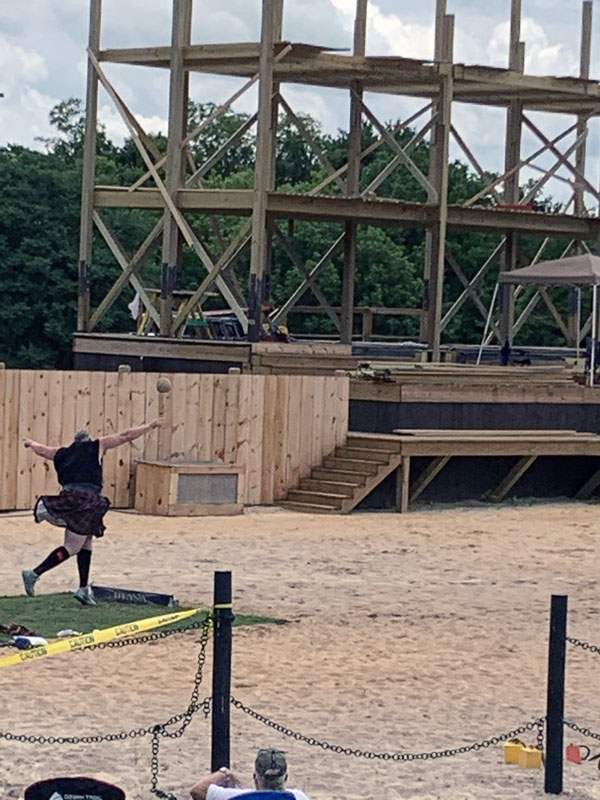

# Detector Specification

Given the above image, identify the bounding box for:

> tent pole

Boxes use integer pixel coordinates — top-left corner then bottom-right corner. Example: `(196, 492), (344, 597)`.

(577, 287), (581, 362)
(478, 282), (499, 365)
(590, 284), (597, 387)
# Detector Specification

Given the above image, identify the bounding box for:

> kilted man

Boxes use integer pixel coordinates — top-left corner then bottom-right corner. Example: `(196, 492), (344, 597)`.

(21, 419), (163, 605)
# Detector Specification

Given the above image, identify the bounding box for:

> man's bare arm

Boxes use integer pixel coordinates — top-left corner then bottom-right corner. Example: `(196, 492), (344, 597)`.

(99, 419), (163, 453)
(190, 768), (241, 800)
(23, 439), (58, 459)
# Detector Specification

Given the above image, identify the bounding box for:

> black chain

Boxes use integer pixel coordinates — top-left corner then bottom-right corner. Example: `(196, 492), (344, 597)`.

(564, 720), (600, 742)
(231, 697), (545, 761)
(0, 614), (212, 800)
(566, 636), (600, 655)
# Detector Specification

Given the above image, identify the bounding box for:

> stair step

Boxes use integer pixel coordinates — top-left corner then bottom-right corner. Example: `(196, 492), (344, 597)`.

(300, 478), (356, 497)
(335, 447), (391, 463)
(280, 501), (341, 514)
(346, 435), (401, 453)
(323, 457), (380, 474)
(287, 489), (346, 508)
(311, 468), (367, 484)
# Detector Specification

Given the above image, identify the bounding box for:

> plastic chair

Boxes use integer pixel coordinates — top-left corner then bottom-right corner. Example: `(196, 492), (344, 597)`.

(24, 776), (125, 799)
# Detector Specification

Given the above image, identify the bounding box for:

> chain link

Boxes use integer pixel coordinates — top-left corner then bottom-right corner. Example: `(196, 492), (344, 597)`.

(566, 636), (600, 656)
(564, 720), (600, 742)
(231, 697), (545, 761)
(0, 614), (212, 800)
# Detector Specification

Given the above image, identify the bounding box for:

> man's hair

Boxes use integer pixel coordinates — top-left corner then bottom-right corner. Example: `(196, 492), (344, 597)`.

(254, 749), (287, 790)
(74, 430), (91, 442)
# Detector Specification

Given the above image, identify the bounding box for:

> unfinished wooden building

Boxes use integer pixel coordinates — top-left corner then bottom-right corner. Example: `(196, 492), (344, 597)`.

(74, 0), (600, 374)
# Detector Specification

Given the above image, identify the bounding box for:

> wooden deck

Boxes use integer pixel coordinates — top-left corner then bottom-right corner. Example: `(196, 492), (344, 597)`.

(281, 430), (600, 513)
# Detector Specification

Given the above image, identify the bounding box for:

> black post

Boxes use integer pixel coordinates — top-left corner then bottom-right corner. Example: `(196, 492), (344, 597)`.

(545, 594), (567, 795)
(211, 571), (234, 772)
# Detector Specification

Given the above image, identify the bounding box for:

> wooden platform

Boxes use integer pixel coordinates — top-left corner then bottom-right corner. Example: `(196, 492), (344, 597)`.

(280, 430), (600, 513)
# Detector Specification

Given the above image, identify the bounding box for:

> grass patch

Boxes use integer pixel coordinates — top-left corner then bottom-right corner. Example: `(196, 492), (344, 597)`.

(0, 593), (277, 641)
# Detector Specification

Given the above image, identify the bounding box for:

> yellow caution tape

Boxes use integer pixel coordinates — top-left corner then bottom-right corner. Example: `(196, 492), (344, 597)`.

(0, 607), (200, 669)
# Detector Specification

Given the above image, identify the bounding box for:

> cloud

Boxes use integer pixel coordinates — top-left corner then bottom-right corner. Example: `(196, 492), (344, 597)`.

(487, 17), (578, 75)
(0, 37), (47, 85)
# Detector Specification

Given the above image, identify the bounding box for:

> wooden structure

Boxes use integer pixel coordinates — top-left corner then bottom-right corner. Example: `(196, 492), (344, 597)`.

(75, 0), (600, 366)
(281, 429), (600, 513)
(134, 461), (244, 516)
(0, 370), (348, 511)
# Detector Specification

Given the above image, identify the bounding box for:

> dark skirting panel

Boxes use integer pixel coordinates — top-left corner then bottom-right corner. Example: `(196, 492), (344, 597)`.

(73, 352), (242, 373)
(349, 400), (600, 435)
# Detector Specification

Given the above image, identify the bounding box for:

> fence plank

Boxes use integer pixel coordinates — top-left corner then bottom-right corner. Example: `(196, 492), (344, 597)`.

(285, 376), (302, 491)
(16, 371), (36, 509)
(246, 375), (265, 504)
(102, 371), (119, 504)
(224, 375), (240, 465)
(211, 376), (226, 462)
(273, 376), (290, 500)
(115, 371), (133, 507)
(171, 373), (188, 462)
(30, 371), (51, 502)
(185, 373), (201, 463)
(198, 375), (214, 461)
(143, 373), (160, 462)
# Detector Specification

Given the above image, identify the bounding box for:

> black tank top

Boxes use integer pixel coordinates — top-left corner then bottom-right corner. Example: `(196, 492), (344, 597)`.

(54, 440), (103, 489)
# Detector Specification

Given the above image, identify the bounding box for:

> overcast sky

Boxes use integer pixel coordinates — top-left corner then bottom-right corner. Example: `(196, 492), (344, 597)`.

(1, 0), (599, 205)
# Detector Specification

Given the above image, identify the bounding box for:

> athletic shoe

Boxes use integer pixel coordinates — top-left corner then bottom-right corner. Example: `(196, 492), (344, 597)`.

(73, 586), (96, 606)
(21, 569), (39, 597)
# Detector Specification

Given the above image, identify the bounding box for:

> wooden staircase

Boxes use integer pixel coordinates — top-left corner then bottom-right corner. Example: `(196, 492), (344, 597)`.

(280, 433), (402, 514)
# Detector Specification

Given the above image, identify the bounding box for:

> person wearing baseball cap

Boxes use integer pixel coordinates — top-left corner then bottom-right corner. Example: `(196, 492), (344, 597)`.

(190, 748), (309, 800)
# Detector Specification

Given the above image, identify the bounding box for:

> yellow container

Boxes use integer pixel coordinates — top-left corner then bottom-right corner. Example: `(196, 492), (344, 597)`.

(518, 747), (543, 769)
(504, 740), (524, 764)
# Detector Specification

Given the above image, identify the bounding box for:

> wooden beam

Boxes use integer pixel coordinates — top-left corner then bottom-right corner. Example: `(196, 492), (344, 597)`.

(359, 95), (437, 201)
(395, 456), (411, 513)
(248, 0), (278, 341)
(91, 211), (160, 328)
(271, 224), (341, 331)
(160, 0), (192, 336)
(489, 455), (537, 502)
(341, 0), (368, 346)
(278, 93), (345, 192)
(409, 455), (450, 502)
(575, 463), (600, 500)
(78, 0), (102, 332)
(271, 233), (346, 325)
(423, 15), (454, 359)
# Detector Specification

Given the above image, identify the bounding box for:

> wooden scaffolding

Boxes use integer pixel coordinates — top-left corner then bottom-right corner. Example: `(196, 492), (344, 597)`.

(78, 0), (600, 362)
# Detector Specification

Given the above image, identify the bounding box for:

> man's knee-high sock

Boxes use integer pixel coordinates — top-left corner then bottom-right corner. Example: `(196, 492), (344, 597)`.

(77, 549), (92, 588)
(34, 546), (70, 576)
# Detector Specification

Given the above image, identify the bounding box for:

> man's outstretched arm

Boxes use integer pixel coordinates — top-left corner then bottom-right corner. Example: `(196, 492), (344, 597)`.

(99, 419), (163, 453)
(23, 439), (58, 459)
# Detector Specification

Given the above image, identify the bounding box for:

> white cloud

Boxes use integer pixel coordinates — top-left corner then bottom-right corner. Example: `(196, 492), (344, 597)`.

(0, 37), (47, 85)
(487, 17), (578, 75)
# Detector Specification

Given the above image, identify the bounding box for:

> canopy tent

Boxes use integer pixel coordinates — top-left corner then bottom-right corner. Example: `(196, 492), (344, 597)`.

(481, 254), (600, 385)
(498, 254), (600, 287)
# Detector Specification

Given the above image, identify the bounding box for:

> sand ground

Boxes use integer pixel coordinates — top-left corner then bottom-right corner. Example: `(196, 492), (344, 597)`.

(1, 502), (600, 800)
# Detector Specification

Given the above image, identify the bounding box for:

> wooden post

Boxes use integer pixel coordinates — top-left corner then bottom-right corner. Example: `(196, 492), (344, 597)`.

(160, 0), (192, 336)
(211, 571), (234, 771)
(420, 0), (445, 346)
(341, 0), (367, 345)
(77, 0), (102, 332)
(500, 0), (524, 347)
(422, 10), (453, 361)
(544, 594), (567, 795)
(570, 1), (593, 347)
(248, 0), (278, 342)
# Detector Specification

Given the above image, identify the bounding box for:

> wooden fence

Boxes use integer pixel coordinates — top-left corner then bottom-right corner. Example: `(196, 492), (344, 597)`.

(0, 371), (349, 511)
